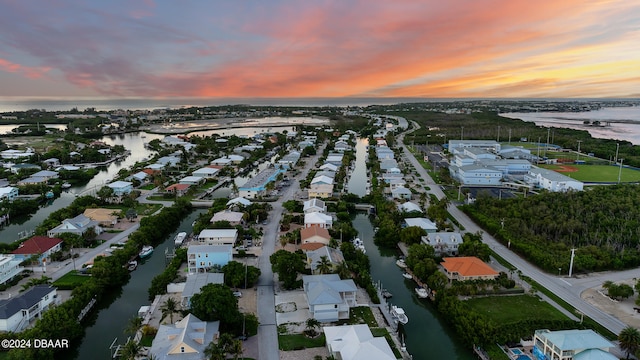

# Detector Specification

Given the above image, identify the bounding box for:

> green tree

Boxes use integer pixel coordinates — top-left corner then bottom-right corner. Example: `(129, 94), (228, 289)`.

(119, 339), (142, 360)
(160, 297), (180, 324)
(315, 255), (332, 274)
(270, 250), (305, 290)
(222, 261), (261, 289)
(190, 284), (241, 331)
(96, 186), (114, 202)
(124, 316), (143, 336)
(399, 226), (427, 245)
(619, 326), (640, 359)
(305, 318), (321, 337)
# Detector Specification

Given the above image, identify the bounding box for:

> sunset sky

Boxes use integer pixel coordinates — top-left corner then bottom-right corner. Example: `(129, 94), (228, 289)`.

(1, 0), (639, 99)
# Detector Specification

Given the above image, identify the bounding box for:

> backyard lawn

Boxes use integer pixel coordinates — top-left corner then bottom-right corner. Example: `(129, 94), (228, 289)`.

(466, 295), (568, 323)
(52, 270), (92, 290)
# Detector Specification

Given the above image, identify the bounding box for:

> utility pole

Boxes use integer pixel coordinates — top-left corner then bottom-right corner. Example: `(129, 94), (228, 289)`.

(615, 142), (619, 164)
(544, 128), (550, 158)
(618, 158), (624, 184)
(461, 126), (464, 140)
(508, 128), (512, 144)
(569, 248), (576, 277)
(576, 140), (582, 161)
(497, 126), (501, 142)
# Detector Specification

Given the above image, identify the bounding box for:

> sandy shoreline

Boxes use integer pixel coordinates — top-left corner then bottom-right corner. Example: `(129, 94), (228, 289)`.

(141, 116), (330, 135)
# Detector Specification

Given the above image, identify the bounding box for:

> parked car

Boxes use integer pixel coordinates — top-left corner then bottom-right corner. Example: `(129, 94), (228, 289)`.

(233, 290), (242, 297)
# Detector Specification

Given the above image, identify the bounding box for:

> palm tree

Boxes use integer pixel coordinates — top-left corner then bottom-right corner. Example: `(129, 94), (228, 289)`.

(204, 340), (225, 360)
(619, 326), (640, 359)
(228, 338), (243, 360)
(119, 339), (141, 360)
(125, 316), (143, 336)
(160, 297), (180, 324)
(305, 318), (321, 337)
(335, 262), (351, 279)
(316, 256), (332, 274)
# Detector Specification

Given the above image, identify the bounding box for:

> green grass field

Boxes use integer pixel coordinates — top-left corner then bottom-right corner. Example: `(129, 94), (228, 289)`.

(466, 295), (568, 323)
(539, 164), (640, 182)
(52, 270), (92, 290)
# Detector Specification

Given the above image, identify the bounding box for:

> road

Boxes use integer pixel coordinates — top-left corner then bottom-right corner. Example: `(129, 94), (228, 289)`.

(395, 117), (629, 336)
(256, 143), (326, 360)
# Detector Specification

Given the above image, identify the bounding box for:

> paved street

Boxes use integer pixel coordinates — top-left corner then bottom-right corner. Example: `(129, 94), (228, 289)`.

(397, 118), (629, 336)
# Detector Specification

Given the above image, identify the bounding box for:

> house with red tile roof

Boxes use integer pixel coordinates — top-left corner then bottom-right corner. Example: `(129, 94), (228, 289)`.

(11, 236), (63, 263)
(440, 256), (499, 281)
(165, 183), (191, 197)
(300, 226), (331, 245)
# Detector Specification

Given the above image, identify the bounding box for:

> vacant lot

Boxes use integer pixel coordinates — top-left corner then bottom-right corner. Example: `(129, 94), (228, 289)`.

(466, 295), (568, 323)
(540, 164), (640, 182)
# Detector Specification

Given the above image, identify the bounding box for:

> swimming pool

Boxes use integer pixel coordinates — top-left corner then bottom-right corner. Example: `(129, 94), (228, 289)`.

(511, 349), (523, 355)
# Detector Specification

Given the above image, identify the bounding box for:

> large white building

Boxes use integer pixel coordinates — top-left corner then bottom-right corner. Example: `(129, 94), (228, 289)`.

(525, 167), (584, 192)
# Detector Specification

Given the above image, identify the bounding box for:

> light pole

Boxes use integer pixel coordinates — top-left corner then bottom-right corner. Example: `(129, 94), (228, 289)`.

(615, 142), (619, 164)
(460, 126), (464, 140)
(558, 268), (561, 276)
(618, 159), (624, 184)
(576, 140), (582, 161)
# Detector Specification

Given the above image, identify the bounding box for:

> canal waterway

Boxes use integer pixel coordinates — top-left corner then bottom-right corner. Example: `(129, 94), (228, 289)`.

(347, 138), (369, 197)
(351, 214), (475, 360)
(72, 208), (207, 360)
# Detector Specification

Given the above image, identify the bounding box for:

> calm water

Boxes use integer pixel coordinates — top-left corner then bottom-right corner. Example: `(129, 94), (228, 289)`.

(352, 214), (474, 360)
(347, 138), (369, 197)
(501, 106), (640, 145)
(73, 209), (207, 360)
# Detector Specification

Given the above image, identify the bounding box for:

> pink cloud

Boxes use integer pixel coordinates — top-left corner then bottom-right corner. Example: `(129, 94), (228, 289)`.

(0, 58), (50, 79)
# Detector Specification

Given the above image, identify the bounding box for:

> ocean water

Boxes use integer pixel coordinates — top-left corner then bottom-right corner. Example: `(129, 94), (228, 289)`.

(501, 106), (640, 145)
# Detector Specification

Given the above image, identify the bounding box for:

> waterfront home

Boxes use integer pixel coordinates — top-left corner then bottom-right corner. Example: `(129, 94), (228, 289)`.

(157, 155), (181, 167)
(307, 246), (344, 274)
(303, 198), (327, 213)
(533, 329), (617, 360)
(180, 273), (225, 308)
(0, 149), (35, 159)
(0, 255), (23, 285)
(197, 229), (238, 246)
(18, 176), (49, 186)
(397, 201), (422, 213)
(238, 168), (284, 199)
(308, 184), (333, 198)
(391, 186), (412, 200)
(319, 163), (338, 172)
(210, 157), (233, 166)
(422, 232), (462, 256)
(149, 314), (220, 360)
(165, 183), (191, 197)
(304, 212), (333, 229)
(0, 285), (58, 333)
(404, 217), (437, 233)
(31, 170), (59, 180)
(375, 147), (394, 160)
(441, 256), (499, 281)
(9, 163), (40, 174)
(210, 210), (244, 226)
(12, 236), (63, 263)
(83, 208), (118, 227)
(146, 163), (166, 171)
(311, 175), (334, 186)
(226, 196), (252, 208)
(42, 158), (60, 168)
(129, 171), (148, 183)
(525, 167), (584, 192)
(325, 154), (344, 166)
(47, 214), (102, 238)
(324, 324), (396, 360)
(379, 159), (399, 170)
(226, 154), (244, 164)
(0, 186), (18, 201)
(387, 178), (407, 191)
(300, 226), (331, 245)
(277, 151), (301, 169)
(187, 245), (233, 275)
(333, 140), (351, 152)
(303, 274), (357, 322)
(178, 176), (205, 186)
(192, 167), (219, 178)
(107, 180), (134, 196)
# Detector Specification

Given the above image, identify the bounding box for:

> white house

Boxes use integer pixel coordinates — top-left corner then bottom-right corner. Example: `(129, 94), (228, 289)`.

(324, 324), (396, 360)
(107, 181), (134, 196)
(179, 176), (205, 186)
(0, 285), (58, 333)
(311, 175), (334, 186)
(180, 273), (225, 308)
(130, 171), (148, 182)
(303, 274), (357, 322)
(304, 198), (327, 213)
(308, 184), (334, 198)
(0, 255), (22, 285)
(391, 186), (412, 200)
(404, 218), (437, 232)
(226, 197), (252, 207)
(47, 214), (102, 238)
(304, 212), (333, 229)
(398, 202), (422, 213)
(0, 186), (19, 201)
(197, 229), (238, 245)
(422, 232), (463, 256)
(192, 167), (219, 178)
(210, 210), (244, 226)
(319, 163), (338, 172)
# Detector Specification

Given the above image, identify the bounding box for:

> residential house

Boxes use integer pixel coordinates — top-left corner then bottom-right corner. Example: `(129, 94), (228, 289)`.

(404, 218), (437, 233)
(277, 151), (301, 169)
(18, 176), (49, 186)
(308, 184), (333, 198)
(324, 324), (396, 360)
(533, 329), (617, 360)
(157, 155), (181, 167)
(146, 163), (166, 171)
(47, 214), (101, 238)
(391, 186), (412, 200)
(379, 159), (399, 171)
(422, 232), (463, 256)
(333, 140), (351, 152)
(307, 246), (344, 274)
(210, 157), (232, 166)
(107, 181), (134, 196)
(0, 186), (18, 201)
(192, 167), (219, 178)
(325, 154), (344, 166)
(238, 168), (284, 199)
(304, 212), (333, 229)
(0, 285), (58, 333)
(12, 236), (63, 263)
(130, 171), (148, 183)
(397, 202), (422, 213)
(0, 255), (23, 285)
(303, 198), (327, 213)
(179, 176), (205, 186)
(180, 273), (225, 308)
(42, 158), (60, 168)
(210, 210), (245, 226)
(311, 175), (334, 186)
(187, 245), (233, 275)
(30, 170), (59, 180)
(303, 274), (357, 322)
(197, 229), (238, 246)
(226, 197), (252, 208)
(441, 256), (499, 281)
(319, 163), (338, 172)
(1, 149), (34, 159)
(83, 208), (118, 228)
(149, 314), (220, 360)
(166, 183), (191, 197)
(9, 163), (40, 174)
(300, 226), (331, 245)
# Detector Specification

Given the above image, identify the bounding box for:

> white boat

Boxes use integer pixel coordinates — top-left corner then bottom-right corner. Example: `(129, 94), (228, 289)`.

(139, 245), (154, 259)
(396, 258), (407, 269)
(61, 182), (72, 189)
(402, 272), (412, 279)
(415, 287), (429, 299)
(127, 260), (138, 271)
(391, 305), (409, 325)
(174, 232), (187, 246)
(353, 238), (366, 253)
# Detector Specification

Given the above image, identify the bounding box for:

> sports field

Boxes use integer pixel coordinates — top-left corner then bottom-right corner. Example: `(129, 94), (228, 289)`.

(539, 164), (640, 182)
